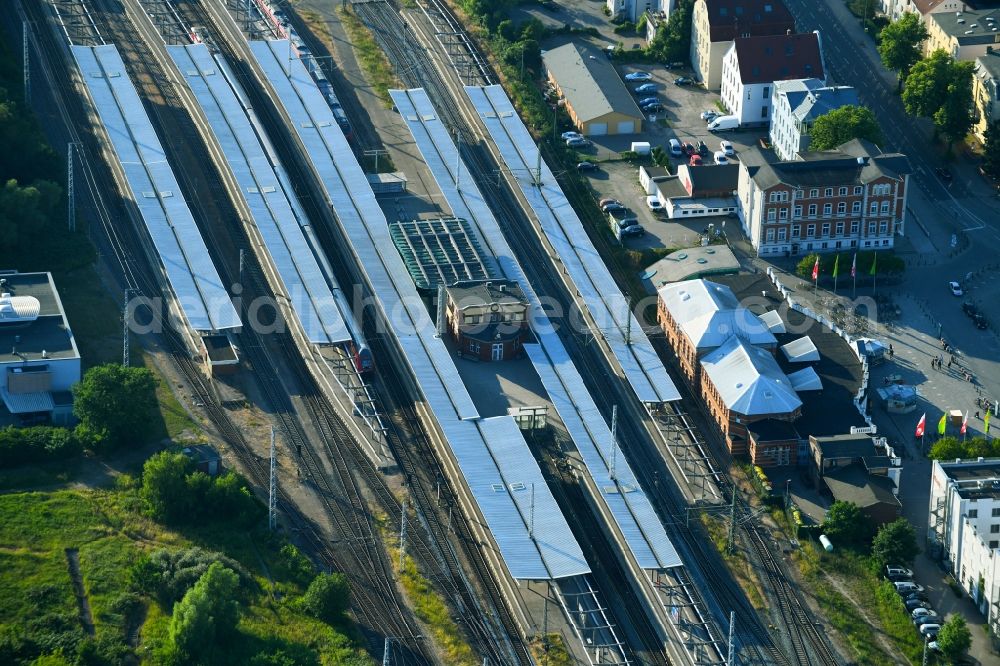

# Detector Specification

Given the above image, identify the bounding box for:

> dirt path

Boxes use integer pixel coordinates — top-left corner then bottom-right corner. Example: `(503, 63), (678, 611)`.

(65, 547), (96, 637)
(822, 570), (907, 665)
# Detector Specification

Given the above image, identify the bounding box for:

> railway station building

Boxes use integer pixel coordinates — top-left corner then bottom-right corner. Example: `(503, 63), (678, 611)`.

(445, 280), (530, 362)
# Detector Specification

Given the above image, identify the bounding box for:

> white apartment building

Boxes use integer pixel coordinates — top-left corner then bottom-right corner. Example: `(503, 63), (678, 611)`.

(881, 0), (967, 23)
(720, 32), (826, 126)
(608, 0), (672, 23)
(770, 79), (860, 161)
(929, 458), (1000, 635)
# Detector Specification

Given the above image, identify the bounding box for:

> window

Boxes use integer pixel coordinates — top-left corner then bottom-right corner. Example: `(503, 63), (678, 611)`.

(469, 341), (480, 353)
(763, 86), (770, 98)
(823, 203), (832, 215)
(794, 205), (802, 218)
(794, 189), (804, 199)
(822, 223), (831, 236)
(881, 201), (891, 213)
(465, 314), (480, 325)
(807, 224), (816, 237)
(779, 208), (788, 219)
(992, 541), (999, 549)
(809, 188), (819, 198)
(851, 221), (860, 234)
(879, 221), (888, 234)
(852, 201), (861, 214)
(836, 222), (844, 235)
(808, 204), (817, 216)
(968, 509), (978, 518)
(761, 106), (769, 118)
(854, 186), (863, 195)
(992, 525), (1000, 533)
(839, 187), (848, 196)
(993, 508), (1000, 517)
(778, 228), (787, 241)
(837, 202), (847, 214)
(766, 229), (775, 242)
(769, 192), (778, 203)
(767, 208), (776, 221)
(792, 225), (801, 238)
(870, 202), (878, 215)
(825, 187), (833, 197)
(868, 222), (877, 234)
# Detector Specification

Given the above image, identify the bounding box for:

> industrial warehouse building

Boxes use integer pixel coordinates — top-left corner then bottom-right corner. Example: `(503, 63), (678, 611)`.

(542, 42), (643, 136)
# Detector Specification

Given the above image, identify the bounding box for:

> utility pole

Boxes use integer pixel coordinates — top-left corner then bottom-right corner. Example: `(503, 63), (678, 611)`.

(239, 248), (245, 288)
(727, 488), (738, 553)
(399, 498), (408, 572)
(122, 289), (133, 367)
(624, 297), (632, 345)
(268, 427), (277, 531)
(528, 482), (535, 539)
(727, 610), (736, 665)
(382, 637), (392, 666)
(23, 21), (30, 101)
(67, 143), (81, 232)
(610, 405), (618, 480)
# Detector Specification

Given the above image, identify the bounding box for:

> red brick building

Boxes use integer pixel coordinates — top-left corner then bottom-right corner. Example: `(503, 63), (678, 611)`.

(736, 139), (912, 257)
(445, 280), (529, 362)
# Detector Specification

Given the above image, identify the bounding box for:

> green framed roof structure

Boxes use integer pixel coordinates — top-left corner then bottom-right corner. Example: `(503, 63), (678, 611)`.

(389, 218), (500, 290)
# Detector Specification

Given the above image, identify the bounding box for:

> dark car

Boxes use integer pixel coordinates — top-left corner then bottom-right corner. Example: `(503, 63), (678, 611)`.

(974, 313), (989, 330)
(963, 302), (980, 317)
(674, 76), (693, 86)
(577, 161), (598, 172)
(642, 103), (664, 113)
(666, 61), (685, 69)
(683, 142), (696, 156)
(905, 598), (931, 612)
(935, 167), (954, 183)
(697, 140), (709, 156)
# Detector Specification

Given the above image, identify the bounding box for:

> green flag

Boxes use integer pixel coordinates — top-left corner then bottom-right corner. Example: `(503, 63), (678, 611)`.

(938, 413), (947, 436)
(870, 252), (877, 276)
(832, 254), (840, 279)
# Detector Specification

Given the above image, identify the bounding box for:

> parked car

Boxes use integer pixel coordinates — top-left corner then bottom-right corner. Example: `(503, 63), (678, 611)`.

(577, 161), (598, 172)
(974, 313), (989, 330)
(887, 572), (912, 582)
(700, 110), (719, 121)
(599, 197), (620, 207)
(919, 624), (941, 638)
(949, 281), (963, 297)
(905, 598), (930, 612)
(566, 137), (589, 148)
(935, 167), (953, 184)
(625, 71), (653, 81)
(646, 195), (664, 212)
(666, 61), (685, 69)
(689, 155), (703, 166)
(915, 614), (941, 628)
(634, 83), (658, 94)
(697, 140), (709, 156)
(911, 607), (935, 620)
(895, 582), (925, 594)
(720, 140), (735, 157)
(683, 142), (696, 156)
(642, 103), (664, 113)
(674, 76), (693, 85)
(638, 96), (659, 106)
(561, 131), (583, 141)
(620, 224), (645, 237)
(600, 199), (623, 211)
(707, 115), (740, 132)
(669, 138), (682, 157)
(713, 151), (729, 165)
(963, 302), (980, 317)
(905, 591), (929, 602)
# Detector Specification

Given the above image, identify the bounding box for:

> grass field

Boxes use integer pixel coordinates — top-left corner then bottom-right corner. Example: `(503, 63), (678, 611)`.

(0, 488), (374, 665)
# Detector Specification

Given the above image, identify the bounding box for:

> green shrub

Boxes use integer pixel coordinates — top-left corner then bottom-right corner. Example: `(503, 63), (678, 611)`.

(300, 573), (351, 625)
(129, 547), (251, 606)
(0, 425), (82, 468)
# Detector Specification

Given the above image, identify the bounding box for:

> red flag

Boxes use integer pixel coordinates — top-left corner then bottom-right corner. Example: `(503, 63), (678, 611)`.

(851, 253), (857, 278)
(812, 256), (820, 281)
(961, 411), (968, 435)
(915, 413), (927, 438)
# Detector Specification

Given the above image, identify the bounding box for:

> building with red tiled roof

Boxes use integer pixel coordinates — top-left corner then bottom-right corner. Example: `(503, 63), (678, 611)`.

(720, 31), (825, 126)
(690, 0), (796, 90)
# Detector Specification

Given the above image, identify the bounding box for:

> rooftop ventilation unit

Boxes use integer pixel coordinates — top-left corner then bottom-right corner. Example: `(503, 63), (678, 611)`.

(0, 294), (40, 323)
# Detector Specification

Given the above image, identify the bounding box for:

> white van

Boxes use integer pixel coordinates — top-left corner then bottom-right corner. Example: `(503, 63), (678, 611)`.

(668, 138), (682, 156)
(707, 115), (740, 132)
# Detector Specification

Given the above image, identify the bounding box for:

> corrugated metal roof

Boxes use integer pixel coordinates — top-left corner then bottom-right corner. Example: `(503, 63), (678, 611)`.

(254, 48), (586, 580)
(466, 84), (679, 404)
(700, 336), (802, 416)
(541, 42), (642, 124)
(72, 45), (239, 333)
(658, 279), (777, 350)
(168, 44), (350, 345)
(757, 309), (786, 333)
(0, 388), (54, 414)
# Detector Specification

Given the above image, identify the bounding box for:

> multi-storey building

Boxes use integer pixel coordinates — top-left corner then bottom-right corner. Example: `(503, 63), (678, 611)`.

(736, 139), (912, 256)
(929, 458), (1000, 637)
(720, 32), (826, 126)
(881, 0), (966, 23)
(769, 79), (859, 161)
(445, 280), (529, 362)
(974, 50), (1000, 140)
(690, 0), (795, 91)
(609, 0), (673, 23)
(925, 8), (1000, 60)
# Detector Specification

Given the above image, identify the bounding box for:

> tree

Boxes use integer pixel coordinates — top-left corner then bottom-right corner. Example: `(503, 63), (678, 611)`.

(168, 563), (240, 661)
(809, 105), (884, 150)
(647, 0), (693, 62)
(929, 436), (967, 461)
(934, 60), (975, 151)
(935, 614), (972, 663)
(871, 519), (919, 569)
(823, 501), (875, 548)
(902, 49), (953, 119)
(141, 451), (195, 524)
(300, 573), (351, 625)
(72, 364), (158, 449)
(983, 122), (1000, 180)
(0, 179), (62, 253)
(877, 13), (929, 88)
